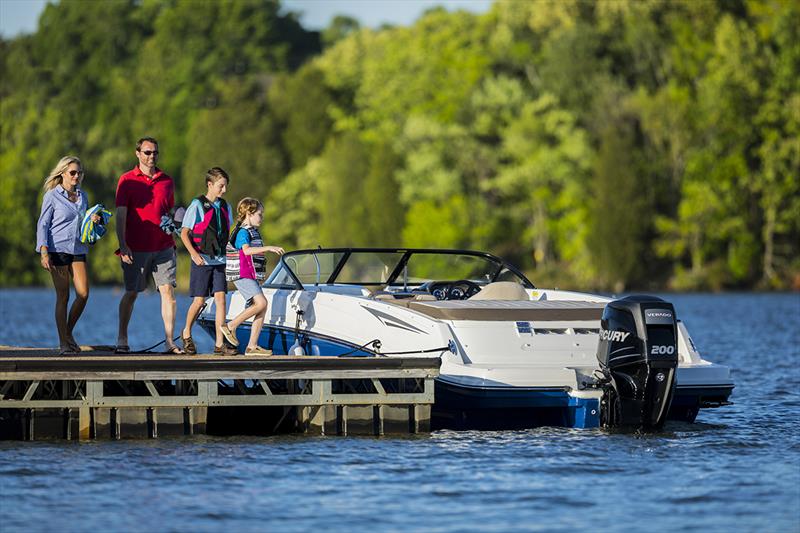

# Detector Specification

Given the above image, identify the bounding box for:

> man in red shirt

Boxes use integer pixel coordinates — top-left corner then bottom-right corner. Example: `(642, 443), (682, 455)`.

(114, 137), (183, 354)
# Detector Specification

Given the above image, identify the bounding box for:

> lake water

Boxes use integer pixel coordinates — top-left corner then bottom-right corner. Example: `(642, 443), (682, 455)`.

(1, 288), (799, 532)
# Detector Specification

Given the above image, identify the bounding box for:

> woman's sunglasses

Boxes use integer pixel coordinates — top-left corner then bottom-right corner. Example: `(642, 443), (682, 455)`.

(67, 170), (83, 177)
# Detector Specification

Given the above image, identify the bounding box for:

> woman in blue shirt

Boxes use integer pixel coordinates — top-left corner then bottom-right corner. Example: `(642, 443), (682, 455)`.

(36, 156), (100, 354)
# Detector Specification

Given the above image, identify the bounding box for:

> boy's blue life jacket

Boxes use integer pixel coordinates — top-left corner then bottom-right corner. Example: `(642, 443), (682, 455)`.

(80, 204), (113, 245)
(191, 195), (230, 257)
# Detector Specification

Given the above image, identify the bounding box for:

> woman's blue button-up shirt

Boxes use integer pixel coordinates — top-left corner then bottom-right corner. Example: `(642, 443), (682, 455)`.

(36, 185), (89, 255)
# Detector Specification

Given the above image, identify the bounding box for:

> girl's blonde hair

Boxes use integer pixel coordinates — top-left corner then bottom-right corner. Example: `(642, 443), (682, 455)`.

(43, 156), (82, 191)
(236, 197), (263, 223)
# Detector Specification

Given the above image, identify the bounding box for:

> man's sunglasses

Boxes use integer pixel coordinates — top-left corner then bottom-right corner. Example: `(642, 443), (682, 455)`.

(139, 150), (159, 156)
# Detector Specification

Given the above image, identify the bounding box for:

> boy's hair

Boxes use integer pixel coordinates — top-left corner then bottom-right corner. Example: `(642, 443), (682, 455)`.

(205, 167), (229, 185)
(236, 197), (263, 223)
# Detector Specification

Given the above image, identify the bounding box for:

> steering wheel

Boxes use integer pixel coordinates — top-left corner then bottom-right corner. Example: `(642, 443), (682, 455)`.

(423, 280), (481, 300)
(449, 279), (481, 300)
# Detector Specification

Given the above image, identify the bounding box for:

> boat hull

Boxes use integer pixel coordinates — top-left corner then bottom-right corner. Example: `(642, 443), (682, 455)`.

(199, 319), (732, 430)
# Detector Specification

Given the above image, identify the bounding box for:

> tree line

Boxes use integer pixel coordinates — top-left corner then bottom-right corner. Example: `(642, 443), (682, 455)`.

(1, 0), (797, 291)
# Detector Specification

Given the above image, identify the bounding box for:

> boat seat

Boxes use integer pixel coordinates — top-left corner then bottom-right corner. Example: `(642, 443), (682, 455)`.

(373, 293), (437, 307)
(372, 293), (397, 301)
(469, 281), (530, 301)
(406, 300), (606, 321)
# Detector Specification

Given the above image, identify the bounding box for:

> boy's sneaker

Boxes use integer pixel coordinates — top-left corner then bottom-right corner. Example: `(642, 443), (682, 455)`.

(220, 324), (239, 346)
(214, 344), (238, 356)
(245, 346), (273, 356)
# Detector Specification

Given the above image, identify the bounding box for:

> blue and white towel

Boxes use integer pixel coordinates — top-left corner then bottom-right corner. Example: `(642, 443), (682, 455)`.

(80, 204), (113, 245)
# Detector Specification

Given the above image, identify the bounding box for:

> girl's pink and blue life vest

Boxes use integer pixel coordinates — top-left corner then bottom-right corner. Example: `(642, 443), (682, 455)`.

(226, 224), (267, 282)
(191, 195), (230, 257)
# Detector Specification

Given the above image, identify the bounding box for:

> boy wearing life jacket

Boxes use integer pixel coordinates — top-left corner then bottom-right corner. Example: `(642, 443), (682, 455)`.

(179, 167), (234, 355)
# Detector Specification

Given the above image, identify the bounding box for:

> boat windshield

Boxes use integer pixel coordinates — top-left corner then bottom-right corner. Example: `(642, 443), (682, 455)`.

(264, 249), (534, 289)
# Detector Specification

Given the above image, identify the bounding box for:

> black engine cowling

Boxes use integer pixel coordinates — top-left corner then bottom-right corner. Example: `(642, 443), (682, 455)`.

(596, 295), (679, 430)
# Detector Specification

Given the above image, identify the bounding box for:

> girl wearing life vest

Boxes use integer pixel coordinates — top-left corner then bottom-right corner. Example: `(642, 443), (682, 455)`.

(179, 167), (234, 355)
(221, 197), (284, 355)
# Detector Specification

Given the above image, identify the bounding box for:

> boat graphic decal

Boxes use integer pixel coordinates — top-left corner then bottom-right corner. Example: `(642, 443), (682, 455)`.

(360, 306), (428, 335)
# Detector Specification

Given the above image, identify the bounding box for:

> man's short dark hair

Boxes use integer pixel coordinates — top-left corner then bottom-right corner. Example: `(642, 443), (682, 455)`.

(136, 137), (159, 151)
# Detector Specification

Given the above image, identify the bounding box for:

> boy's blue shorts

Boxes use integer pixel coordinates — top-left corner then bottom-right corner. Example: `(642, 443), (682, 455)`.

(189, 262), (226, 297)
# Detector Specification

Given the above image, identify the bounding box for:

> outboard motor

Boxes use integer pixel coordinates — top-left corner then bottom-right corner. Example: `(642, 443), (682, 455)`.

(595, 295), (679, 430)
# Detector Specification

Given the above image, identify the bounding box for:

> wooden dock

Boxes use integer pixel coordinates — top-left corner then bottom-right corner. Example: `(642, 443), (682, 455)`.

(0, 346), (440, 440)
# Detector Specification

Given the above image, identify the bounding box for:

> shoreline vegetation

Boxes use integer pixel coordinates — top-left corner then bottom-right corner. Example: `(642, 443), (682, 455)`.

(1, 0), (798, 292)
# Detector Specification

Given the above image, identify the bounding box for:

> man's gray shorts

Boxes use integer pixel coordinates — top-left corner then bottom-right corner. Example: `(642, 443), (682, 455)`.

(122, 247), (177, 292)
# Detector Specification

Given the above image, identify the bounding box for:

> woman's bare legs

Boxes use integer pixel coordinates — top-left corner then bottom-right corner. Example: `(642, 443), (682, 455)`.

(50, 265), (71, 351)
(66, 261), (89, 348)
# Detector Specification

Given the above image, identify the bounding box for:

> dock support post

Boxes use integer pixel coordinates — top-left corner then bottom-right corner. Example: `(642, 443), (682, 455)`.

(78, 407), (91, 440)
(302, 405), (330, 435)
(336, 405), (347, 436)
(184, 407), (207, 435)
(373, 405), (384, 436)
(409, 404), (431, 433)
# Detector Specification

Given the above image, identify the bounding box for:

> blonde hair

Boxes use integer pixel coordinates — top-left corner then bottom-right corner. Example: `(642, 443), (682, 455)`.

(236, 197), (263, 223)
(43, 156), (82, 191)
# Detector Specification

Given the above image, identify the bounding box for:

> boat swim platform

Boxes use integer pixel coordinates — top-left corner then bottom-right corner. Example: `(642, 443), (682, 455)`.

(0, 346), (440, 440)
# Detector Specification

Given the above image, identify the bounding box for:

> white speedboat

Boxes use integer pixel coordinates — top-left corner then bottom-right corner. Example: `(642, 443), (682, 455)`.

(198, 248), (733, 430)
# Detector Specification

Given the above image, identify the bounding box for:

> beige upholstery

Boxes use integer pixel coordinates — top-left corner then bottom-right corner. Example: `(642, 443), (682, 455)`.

(469, 281), (530, 301)
(373, 293), (438, 307)
(406, 300), (606, 321)
(373, 293), (397, 301)
(413, 294), (437, 301)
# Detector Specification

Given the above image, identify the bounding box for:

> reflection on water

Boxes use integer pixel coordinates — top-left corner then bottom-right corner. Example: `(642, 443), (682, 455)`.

(0, 289), (799, 532)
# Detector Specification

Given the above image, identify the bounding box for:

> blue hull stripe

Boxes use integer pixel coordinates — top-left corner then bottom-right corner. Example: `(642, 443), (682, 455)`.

(198, 319), (373, 357)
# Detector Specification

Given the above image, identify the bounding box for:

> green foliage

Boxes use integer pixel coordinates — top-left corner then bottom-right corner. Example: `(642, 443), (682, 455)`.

(1, 0), (798, 291)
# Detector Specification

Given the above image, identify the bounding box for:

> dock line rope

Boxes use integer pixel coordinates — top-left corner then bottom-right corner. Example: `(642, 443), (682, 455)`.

(140, 302), (208, 354)
(337, 339), (450, 357)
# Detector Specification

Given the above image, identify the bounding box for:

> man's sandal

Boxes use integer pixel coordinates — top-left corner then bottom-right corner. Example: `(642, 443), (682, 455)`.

(163, 346), (185, 355)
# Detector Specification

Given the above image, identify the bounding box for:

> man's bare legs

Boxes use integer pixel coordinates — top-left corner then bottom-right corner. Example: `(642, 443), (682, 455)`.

(158, 283), (180, 352)
(117, 290), (138, 349)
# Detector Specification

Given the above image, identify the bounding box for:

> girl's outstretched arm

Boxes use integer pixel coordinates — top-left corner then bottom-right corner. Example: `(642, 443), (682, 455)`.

(241, 245), (285, 256)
